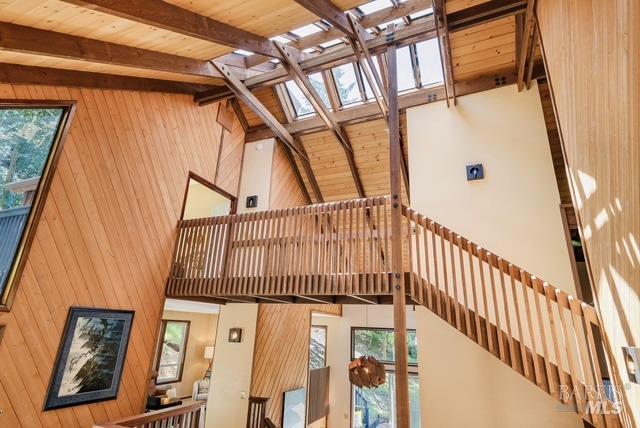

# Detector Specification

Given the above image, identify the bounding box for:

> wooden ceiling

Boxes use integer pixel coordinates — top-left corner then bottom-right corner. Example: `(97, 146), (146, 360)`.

(0, 0), (367, 85)
(0, 0), (541, 205)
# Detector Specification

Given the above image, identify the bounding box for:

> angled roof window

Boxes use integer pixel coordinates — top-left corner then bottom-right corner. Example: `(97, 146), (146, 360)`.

(234, 49), (254, 56)
(378, 17), (405, 30)
(332, 63), (362, 106)
(308, 72), (332, 110)
(320, 39), (342, 49)
(291, 23), (323, 37)
(284, 81), (315, 117)
(416, 38), (444, 86)
(410, 7), (433, 20)
(361, 58), (383, 100)
(270, 35), (291, 44)
(396, 46), (416, 92)
(358, 0), (393, 15)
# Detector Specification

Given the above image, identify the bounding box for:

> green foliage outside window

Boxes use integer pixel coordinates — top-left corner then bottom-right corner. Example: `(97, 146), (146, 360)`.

(352, 328), (418, 365)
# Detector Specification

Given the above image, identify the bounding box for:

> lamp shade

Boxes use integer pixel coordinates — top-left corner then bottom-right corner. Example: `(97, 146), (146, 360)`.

(204, 346), (215, 359)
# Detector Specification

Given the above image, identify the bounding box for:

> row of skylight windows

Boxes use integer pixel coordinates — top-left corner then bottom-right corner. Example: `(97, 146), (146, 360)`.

(284, 38), (443, 119)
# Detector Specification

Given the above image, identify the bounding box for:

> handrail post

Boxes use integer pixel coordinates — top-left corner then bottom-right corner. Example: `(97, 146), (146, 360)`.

(387, 24), (410, 428)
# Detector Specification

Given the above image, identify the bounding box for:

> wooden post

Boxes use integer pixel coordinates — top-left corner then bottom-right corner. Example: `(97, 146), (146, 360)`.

(387, 25), (410, 428)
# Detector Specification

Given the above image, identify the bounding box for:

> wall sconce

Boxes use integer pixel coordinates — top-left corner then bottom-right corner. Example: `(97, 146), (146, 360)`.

(228, 328), (243, 343)
(466, 164), (484, 181)
(246, 195), (258, 208)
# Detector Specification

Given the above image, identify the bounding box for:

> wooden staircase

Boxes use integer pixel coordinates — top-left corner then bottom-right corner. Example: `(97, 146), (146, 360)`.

(166, 196), (628, 427)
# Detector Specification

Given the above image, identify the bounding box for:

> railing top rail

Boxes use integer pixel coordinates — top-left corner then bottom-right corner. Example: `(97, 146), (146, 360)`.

(0, 205), (30, 219)
(94, 401), (205, 427)
(178, 195), (390, 228)
(402, 204), (599, 323)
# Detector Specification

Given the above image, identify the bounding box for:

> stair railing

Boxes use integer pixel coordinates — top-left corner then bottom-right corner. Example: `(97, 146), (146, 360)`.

(402, 205), (625, 427)
(93, 401), (206, 428)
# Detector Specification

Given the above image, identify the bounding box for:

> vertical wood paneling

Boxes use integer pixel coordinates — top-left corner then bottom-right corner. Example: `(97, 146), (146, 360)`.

(537, 1), (639, 423)
(0, 83), (244, 428)
(250, 304), (341, 427)
(269, 141), (307, 209)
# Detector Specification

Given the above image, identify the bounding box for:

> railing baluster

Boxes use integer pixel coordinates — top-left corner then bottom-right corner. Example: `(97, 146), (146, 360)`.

(477, 248), (493, 353)
(487, 252), (505, 361)
(430, 221), (441, 316)
(447, 229), (461, 331)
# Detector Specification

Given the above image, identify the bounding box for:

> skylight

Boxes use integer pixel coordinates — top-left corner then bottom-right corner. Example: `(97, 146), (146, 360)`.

(332, 63), (362, 106)
(234, 49), (254, 56)
(362, 58), (383, 100)
(270, 35), (291, 44)
(283, 73), (331, 119)
(358, 0), (393, 15)
(410, 7), (433, 20)
(291, 23), (323, 38)
(396, 46), (416, 92)
(308, 73), (332, 110)
(320, 39), (342, 48)
(415, 39), (444, 86)
(378, 17), (405, 30)
(284, 81), (314, 117)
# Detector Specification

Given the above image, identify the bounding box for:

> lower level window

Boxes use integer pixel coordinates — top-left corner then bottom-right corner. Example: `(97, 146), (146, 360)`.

(351, 327), (421, 427)
(155, 320), (190, 384)
(353, 373), (421, 428)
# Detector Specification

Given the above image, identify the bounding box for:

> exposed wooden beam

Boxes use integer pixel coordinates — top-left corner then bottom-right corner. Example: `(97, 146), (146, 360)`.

(292, 0), (355, 38)
(0, 21), (222, 79)
(525, 17), (539, 90)
(211, 61), (324, 202)
(386, 24), (411, 428)
(0, 62), (214, 94)
(517, 0), (537, 91)
(275, 42), (365, 198)
(245, 63), (546, 140)
(433, 0), (456, 106)
(348, 13), (389, 118)
(229, 97), (249, 131)
(60, 0), (283, 59)
(448, 0), (527, 32)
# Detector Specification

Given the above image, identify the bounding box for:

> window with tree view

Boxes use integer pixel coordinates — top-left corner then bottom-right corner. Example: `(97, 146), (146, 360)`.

(0, 105), (70, 307)
(351, 328), (421, 428)
(155, 320), (190, 384)
(309, 325), (327, 369)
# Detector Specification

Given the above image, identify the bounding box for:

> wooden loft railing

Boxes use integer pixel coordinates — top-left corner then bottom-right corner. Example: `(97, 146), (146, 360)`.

(94, 401), (206, 428)
(167, 196), (395, 303)
(165, 196), (627, 427)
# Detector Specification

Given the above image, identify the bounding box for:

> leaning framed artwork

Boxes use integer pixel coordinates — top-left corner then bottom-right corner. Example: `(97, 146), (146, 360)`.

(44, 307), (134, 410)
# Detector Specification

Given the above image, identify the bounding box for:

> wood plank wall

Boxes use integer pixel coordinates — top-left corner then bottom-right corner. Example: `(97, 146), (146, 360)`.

(249, 147), (340, 426)
(269, 141), (307, 209)
(0, 84), (244, 428)
(250, 304), (341, 427)
(537, 1), (640, 423)
(537, 80), (571, 205)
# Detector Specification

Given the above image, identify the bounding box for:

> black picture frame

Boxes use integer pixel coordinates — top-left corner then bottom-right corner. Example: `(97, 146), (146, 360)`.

(44, 307), (134, 411)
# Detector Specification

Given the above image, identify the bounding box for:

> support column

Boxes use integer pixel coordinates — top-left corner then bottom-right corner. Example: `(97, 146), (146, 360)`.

(387, 26), (410, 428)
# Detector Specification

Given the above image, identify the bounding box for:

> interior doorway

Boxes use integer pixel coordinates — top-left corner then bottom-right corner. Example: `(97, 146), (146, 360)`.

(181, 171), (236, 220)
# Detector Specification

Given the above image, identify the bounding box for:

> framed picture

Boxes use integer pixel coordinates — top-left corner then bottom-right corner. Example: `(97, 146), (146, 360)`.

(282, 387), (306, 428)
(44, 307), (134, 410)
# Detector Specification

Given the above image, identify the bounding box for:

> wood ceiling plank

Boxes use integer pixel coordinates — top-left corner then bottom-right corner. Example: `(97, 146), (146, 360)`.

(0, 21), (222, 79)
(59, 0), (283, 58)
(292, 0), (355, 38)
